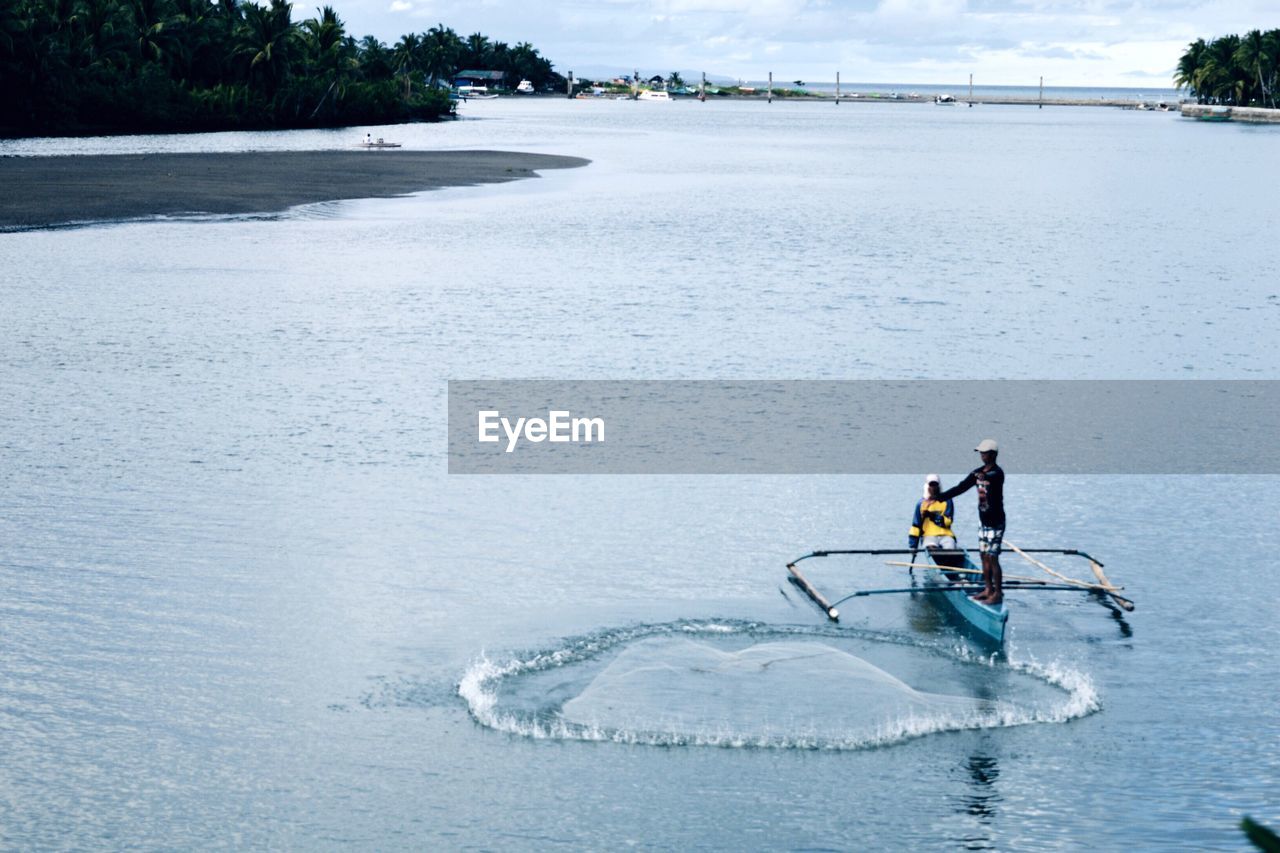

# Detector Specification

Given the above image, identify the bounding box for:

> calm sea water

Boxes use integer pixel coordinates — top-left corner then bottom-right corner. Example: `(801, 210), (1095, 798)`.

(2, 99), (1278, 849)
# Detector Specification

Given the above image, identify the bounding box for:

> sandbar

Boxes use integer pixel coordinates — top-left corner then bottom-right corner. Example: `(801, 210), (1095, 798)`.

(0, 149), (590, 230)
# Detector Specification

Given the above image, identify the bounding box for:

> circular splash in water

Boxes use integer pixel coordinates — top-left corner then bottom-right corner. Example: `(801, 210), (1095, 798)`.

(459, 621), (1098, 750)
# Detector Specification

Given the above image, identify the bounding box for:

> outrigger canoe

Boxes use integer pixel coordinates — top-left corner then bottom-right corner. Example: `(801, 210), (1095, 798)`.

(786, 545), (1132, 645)
(924, 548), (1007, 644)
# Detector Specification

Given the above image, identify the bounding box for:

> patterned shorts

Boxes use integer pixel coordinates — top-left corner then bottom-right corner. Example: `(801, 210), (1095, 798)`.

(979, 526), (1005, 555)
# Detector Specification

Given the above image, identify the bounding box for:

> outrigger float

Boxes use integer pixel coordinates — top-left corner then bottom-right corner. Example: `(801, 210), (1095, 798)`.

(786, 543), (1132, 645)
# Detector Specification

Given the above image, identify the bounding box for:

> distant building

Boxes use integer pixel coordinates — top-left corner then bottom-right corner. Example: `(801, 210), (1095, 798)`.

(647, 75), (665, 88)
(454, 70), (506, 89)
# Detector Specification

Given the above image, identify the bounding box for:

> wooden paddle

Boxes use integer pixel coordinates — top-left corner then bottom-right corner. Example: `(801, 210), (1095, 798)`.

(1005, 541), (1135, 611)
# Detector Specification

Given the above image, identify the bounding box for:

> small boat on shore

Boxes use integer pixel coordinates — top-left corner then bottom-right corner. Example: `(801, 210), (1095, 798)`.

(1197, 106), (1232, 122)
(355, 137), (401, 149)
(456, 85), (498, 100)
(785, 544), (1131, 646)
(637, 90), (672, 101)
(516, 79), (534, 94)
(934, 94), (957, 105)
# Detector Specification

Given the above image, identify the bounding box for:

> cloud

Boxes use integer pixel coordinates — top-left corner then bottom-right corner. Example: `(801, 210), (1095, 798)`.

(330, 0), (1244, 85)
(875, 0), (967, 20)
(664, 0), (807, 13)
(1017, 43), (1110, 60)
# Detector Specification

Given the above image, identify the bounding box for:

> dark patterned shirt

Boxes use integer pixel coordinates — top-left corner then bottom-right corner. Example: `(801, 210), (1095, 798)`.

(939, 464), (1005, 528)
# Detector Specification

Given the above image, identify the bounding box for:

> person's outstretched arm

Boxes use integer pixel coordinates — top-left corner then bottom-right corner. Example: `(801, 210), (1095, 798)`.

(937, 472), (976, 502)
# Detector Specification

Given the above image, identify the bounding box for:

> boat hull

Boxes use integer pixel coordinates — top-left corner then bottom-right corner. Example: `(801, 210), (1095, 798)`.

(925, 549), (1008, 644)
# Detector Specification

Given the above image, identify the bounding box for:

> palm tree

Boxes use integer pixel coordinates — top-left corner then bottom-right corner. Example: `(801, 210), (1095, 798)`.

(391, 31), (418, 94)
(75, 0), (126, 70)
(1174, 38), (1207, 101)
(0, 1), (547, 132)
(1199, 34), (1241, 103)
(488, 39), (509, 78)
(12, 0), (77, 114)
(169, 0), (227, 85)
(210, 0), (240, 41)
(420, 23), (458, 87)
(1235, 29), (1268, 105)
(463, 31), (488, 68)
(235, 0), (294, 94)
(667, 71), (684, 89)
(1265, 29), (1280, 107)
(126, 0), (173, 67)
(506, 40), (549, 88)
(301, 5), (348, 75)
(300, 5), (351, 115)
(356, 33), (392, 80)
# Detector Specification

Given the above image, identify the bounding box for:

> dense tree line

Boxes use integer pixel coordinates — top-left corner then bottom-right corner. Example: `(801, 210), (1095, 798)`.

(0, 0), (562, 136)
(406, 29), (560, 89)
(1175, 30), (1280, 106)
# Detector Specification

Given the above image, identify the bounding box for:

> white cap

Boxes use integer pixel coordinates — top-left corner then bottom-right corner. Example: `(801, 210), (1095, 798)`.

(923, 473), (940, 498)
(975, 438), (999, 453)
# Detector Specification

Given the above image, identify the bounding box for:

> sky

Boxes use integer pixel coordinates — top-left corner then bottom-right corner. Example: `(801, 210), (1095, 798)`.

(324, 0), (1277, 87)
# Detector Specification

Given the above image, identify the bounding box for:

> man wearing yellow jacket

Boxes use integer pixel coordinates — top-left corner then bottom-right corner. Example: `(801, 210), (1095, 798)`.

(908, 474), (956, 551)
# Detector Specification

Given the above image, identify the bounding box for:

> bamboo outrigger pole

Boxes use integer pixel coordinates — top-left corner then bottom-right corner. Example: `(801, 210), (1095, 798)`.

(885, 561), (1092, 588)
(832, 581), (1085, 607)
(1006, 541), (1135, 611)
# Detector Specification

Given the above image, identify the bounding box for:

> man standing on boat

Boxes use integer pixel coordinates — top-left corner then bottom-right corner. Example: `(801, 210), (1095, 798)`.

(937, 439), (1005, 605)
(908, 474), (956, 552)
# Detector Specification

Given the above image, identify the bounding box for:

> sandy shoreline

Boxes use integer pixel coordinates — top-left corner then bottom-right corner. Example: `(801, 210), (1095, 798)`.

(0, 150), (590, 230)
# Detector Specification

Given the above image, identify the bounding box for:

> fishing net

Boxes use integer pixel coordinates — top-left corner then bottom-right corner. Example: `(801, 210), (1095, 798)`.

(559, 638), (998, 744)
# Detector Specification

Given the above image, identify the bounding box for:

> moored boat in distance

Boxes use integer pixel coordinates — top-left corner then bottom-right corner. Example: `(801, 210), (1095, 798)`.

(516, 79), (534, 94)
(456, 85), (498, 100)
(355, 136), (401, 149)
(637, 89), (672, 101)
(934, 94), (957, 104)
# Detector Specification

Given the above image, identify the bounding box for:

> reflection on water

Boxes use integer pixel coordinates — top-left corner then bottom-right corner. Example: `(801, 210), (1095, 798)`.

(963, 753), (1001, 819)
(904, 584), (1007, 655)
(954, 746), (1002, 849)
(1106, 601), (1135, 639)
